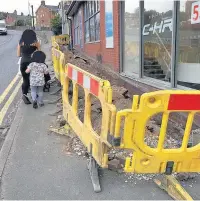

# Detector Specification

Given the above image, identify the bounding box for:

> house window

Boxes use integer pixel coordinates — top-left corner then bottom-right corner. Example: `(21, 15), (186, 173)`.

(84, 0), (100, 43)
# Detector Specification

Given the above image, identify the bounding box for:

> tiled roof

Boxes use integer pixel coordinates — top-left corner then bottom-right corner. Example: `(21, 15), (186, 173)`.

(45, 5), (58, 11)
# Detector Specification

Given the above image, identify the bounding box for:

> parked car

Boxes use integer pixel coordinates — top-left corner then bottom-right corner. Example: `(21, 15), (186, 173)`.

(0, 20), (7, 35)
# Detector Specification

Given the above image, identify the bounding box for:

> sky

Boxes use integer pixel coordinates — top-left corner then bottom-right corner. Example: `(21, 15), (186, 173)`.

(1, 0), (188, 16)
(125, 0), (187, 13)
(0, 0), (60, 15)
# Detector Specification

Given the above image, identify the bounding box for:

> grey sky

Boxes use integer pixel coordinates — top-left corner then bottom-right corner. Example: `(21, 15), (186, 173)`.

(0, 0), (60, 15)
(1, 0), (189, 15)
(125, 0), (187, 13)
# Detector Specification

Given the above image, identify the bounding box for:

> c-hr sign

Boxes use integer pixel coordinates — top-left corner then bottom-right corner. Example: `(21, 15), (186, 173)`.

(191, 1), (200, 24)
(143, 18), (172, 36)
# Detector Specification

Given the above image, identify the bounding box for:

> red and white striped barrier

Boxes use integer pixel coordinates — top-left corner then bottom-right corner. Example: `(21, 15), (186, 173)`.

(67, 64), (99, 97)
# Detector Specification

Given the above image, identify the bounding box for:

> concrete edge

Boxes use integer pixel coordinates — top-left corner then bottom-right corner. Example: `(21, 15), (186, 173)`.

(0, 101), (23, 179)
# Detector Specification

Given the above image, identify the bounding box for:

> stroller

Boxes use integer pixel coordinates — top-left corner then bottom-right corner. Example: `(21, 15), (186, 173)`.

(43, 64), (51, 92)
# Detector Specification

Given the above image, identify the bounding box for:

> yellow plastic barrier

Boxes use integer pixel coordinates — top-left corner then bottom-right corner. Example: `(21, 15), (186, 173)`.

(62, 63), (116, 168)
(59, 52), (65, 86)
(52, 47), (62, 81)
(51, 35), (68, 84)
(52, 40), (60, 50)
(110, 90), (200, 174)
(55, 34), (70, 45)
(52, 35), (70, 46)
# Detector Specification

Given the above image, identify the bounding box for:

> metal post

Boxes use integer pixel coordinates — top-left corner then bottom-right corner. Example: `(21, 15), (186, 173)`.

(31, 5), (35, 30)
(171, 1), (180, 88)
(119, 1), (125, 73)
(139, 1), (144, 78)
(61, 1), (65, 34)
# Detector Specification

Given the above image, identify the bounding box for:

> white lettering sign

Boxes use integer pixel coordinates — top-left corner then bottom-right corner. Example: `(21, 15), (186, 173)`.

(143, 18), (172, 36)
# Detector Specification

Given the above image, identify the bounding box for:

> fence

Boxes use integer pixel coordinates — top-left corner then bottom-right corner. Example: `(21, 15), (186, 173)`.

(51, 35), (200, 199)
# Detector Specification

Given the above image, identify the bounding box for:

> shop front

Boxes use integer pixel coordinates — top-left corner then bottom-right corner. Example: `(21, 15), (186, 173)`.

(122, 0), (200, 90)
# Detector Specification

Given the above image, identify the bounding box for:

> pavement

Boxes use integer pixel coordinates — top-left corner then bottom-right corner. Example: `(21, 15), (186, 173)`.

(0, 33), (200, 200)
(0, 87), (171, 200)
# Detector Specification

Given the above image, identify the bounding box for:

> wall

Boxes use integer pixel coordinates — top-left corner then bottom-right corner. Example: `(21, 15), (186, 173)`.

(7, 26), (31, 30)
(73, 1), (120, 72)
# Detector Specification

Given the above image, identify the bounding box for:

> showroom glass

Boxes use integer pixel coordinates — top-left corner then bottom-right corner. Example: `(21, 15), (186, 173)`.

(124, 0), (140, 74)
(177, 0), (200, 89)
(143, 1), (173, 82)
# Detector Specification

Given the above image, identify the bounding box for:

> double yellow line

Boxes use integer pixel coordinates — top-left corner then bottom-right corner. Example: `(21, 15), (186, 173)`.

(0, 74), (22, 125)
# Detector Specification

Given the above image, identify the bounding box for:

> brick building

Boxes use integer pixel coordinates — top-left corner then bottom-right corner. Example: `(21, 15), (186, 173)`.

(3, 10), (31, 26)
(67, 1), (120, 72)
(36, 0), (58, 28)
(67, 0), (200, 93)
(5, 14), (16, 26)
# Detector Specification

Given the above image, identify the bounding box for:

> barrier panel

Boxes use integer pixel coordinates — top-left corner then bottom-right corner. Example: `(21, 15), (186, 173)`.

(52, 39), (60, 50)
(109, 90), (200, 175)
(52, 35), (70, 46)
(62, 63), (116, 169)
(52, 47), (62, 81)
(59, 52), (65, 86)
(51, 35), (67, 84)
(55, 34), (70, 45)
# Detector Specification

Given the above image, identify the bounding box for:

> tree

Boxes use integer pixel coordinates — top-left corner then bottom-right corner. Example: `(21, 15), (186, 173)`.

(0, 12), (7, 20)
(51, 15), (62, 35)
(15, 19), (24, 26)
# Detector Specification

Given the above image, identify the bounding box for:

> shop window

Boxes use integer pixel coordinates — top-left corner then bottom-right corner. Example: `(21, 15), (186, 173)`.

(90, 17), (95, 41)
(74, 8), (82, 45)
(123, 0), (140, 74)
(177, 0), (200, 89)
(85, 21), (90, 43)
(95, 12), (100, 41)
(84, 1), (100, 42)
(143, 1), (173, 82)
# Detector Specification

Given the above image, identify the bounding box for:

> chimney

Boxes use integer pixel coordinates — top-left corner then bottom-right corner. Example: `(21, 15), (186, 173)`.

(41, 1), (45, 6)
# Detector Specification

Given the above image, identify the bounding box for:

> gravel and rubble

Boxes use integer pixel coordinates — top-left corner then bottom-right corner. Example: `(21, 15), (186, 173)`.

(50, 47), (200, 182)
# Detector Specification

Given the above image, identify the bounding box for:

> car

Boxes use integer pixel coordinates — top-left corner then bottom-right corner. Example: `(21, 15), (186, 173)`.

(0, 20), (8, 35)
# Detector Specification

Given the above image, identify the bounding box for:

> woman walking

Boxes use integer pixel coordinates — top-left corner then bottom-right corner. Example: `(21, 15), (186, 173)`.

(17, 29), (40, 104)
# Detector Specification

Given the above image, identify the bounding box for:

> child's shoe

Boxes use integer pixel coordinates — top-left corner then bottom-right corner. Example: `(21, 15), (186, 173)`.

(39, 103), (44, 107)
(33, 101), (38, 109)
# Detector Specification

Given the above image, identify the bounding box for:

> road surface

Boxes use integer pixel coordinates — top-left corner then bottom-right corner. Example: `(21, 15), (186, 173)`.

(0, 30), (22, 149)
(0, 30), (21, 94)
